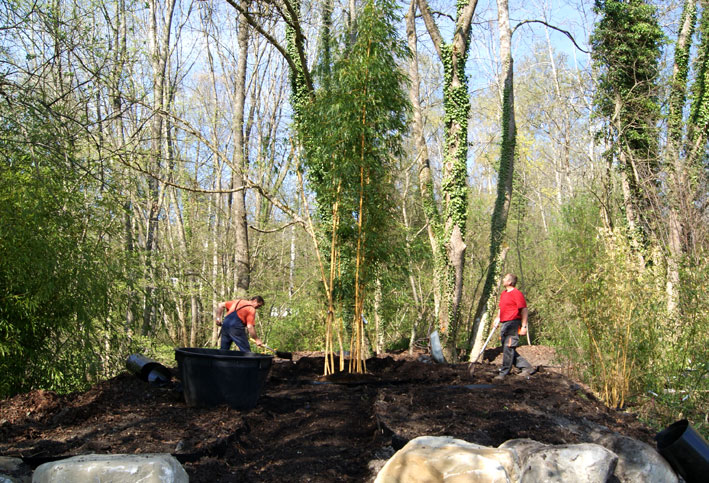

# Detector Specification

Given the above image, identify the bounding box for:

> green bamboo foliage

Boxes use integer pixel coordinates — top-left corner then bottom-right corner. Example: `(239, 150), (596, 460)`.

(574, 227), (660, 409)
(297, 0), (409, 372)
(0, 77), (125, 397)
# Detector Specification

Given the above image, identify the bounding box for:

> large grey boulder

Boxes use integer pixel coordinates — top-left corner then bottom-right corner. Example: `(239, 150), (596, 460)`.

(374, 435), (519, 483)
(501, 439), (618, 482)
(32, 454), (188, 483)
(589, 431), (678, 483)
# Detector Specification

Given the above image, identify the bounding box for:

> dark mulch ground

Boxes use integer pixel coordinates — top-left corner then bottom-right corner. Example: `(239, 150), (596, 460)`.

(0, 346), (656, 482)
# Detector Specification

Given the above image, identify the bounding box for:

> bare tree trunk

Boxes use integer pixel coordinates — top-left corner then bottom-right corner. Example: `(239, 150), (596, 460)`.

(168, 184), (199, 346)
(469, 0), (516, 358)
(232, 17), (251, 297)
(289, 223), (296, 299)
(211, 199), (221, 347)
(544, 25), (573, 203)
(200, 11), (225, 347)
(143, 0), (176, 335)
(142, 0), (161, 335)
(105, 0), (137, 333)
(400, 144), (428, 355)
(374, 277), (383, 355)
(406, 0), (441, 327)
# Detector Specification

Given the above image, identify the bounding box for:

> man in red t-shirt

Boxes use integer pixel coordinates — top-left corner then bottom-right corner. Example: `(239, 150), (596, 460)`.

(492, 274), (536, 380)
(215, 296), (265, 352)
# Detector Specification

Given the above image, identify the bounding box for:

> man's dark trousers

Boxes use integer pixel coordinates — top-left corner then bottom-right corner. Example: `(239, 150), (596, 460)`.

(499, 319), (531, 376)
(220, 310), (251, 352)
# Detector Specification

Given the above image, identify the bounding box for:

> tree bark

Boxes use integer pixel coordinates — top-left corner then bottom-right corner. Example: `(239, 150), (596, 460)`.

(143, 0), (176, 335)
(232, 16), (251, 297)
(406, 0), (442, 328)
(417, 0), (478, 360)
(469, 0), (516, 358)
(666, 0), (698, 313)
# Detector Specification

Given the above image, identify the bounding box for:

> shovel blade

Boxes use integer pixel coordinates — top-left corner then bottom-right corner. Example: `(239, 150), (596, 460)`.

(264, 345), (293, 360)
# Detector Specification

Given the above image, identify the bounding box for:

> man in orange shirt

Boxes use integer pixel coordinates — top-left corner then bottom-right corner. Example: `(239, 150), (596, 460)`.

(215, 295), (265, 352)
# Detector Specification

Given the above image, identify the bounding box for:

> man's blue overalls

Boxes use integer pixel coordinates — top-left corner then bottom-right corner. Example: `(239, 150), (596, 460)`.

(220, 304), (251, 352)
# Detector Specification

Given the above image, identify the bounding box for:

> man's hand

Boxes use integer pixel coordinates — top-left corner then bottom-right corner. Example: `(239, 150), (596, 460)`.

(518, 325), (528, 336)
(215, 319), (222, 326)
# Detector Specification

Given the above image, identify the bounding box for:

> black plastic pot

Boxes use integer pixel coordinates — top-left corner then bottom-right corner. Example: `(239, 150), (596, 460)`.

(174, 348), (273, 410)
(655, 419), (709, 483)
(125, 354), (172, 384)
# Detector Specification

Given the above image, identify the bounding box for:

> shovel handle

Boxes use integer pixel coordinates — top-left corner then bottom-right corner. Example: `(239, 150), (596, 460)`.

(474, 328), (496, 362)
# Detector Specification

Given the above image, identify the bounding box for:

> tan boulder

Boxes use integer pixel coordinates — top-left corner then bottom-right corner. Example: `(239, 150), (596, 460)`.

(374, 436), (518, 483)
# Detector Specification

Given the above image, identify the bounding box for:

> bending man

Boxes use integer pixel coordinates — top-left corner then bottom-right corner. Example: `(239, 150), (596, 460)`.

(215, 296), (265, 352)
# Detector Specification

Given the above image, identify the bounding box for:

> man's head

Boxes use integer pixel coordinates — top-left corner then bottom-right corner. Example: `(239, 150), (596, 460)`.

(251, 295), (265, 308)
(503, 273), (517, 287)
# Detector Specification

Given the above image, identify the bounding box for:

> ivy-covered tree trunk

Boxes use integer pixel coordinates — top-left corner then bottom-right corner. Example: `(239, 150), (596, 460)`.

(687, 0), (709, 156)
(590, 0), (663, 265)
(417, 0), (478, 361)
(666, 0), (709, 312)
(468, 0), (517, 359)
(283, 0), (346, 373)
(666, 0), (697, 313)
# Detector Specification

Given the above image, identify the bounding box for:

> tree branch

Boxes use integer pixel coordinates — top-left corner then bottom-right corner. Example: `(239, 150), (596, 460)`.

(512, 19), (590, 54)
(456, 0), (479, 49)
(248, 220), (301, 234)
(280, 0), (314, 94)
(426, 10), (455, 23)
(1, 0), (39, 31)
(223, 0), (314, 93)
(416, 0), (444, 59)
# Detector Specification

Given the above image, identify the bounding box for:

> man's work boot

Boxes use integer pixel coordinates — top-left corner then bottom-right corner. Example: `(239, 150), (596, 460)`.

(493, 373), (506, 381)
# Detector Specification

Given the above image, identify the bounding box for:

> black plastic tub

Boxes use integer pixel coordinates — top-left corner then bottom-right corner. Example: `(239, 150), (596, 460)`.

(655, 419), (709, 483)
(175, 348), (273, 410)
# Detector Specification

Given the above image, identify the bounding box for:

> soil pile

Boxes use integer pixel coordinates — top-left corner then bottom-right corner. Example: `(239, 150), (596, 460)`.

(0, 346), (656, 482)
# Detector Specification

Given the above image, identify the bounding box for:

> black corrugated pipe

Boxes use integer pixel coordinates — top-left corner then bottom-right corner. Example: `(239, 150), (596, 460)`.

(655, 419), (709, 483)
(125, 354), (172, 384)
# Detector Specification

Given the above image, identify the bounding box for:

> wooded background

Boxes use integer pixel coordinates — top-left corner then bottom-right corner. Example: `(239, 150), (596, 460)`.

(1, 0), (707, 435)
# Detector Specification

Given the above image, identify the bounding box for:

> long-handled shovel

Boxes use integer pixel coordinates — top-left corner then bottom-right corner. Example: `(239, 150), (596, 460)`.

(468, 324), (497, 376)
(262, 344), (293, 360)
